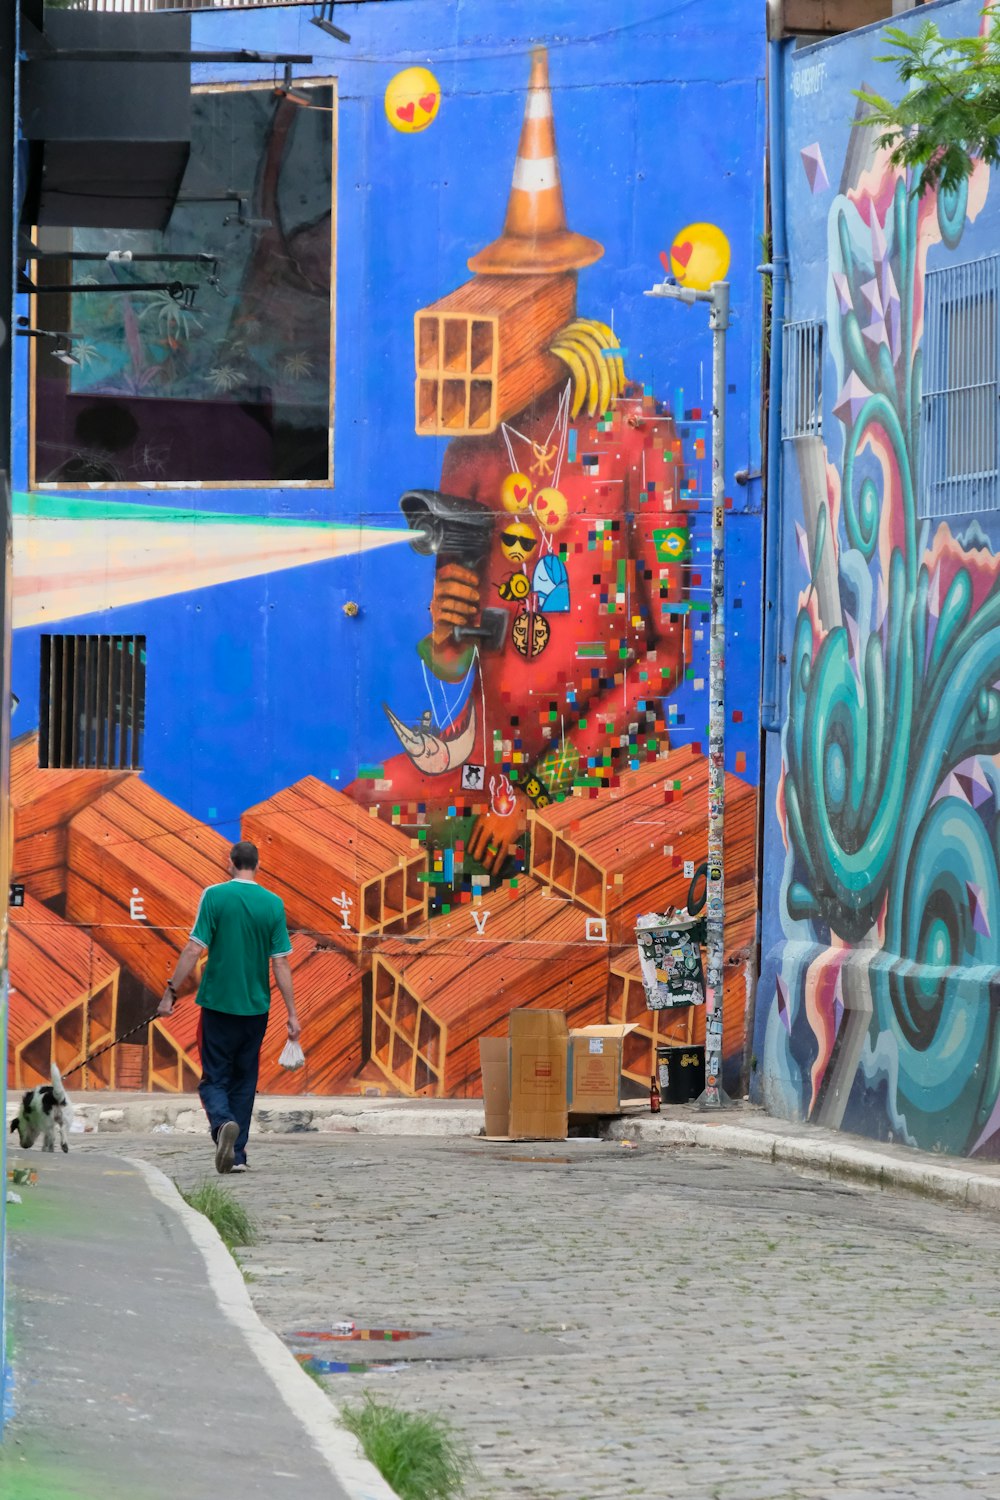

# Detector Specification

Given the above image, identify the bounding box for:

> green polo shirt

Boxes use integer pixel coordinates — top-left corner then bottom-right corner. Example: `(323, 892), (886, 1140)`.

(190, 879), (292, 1016)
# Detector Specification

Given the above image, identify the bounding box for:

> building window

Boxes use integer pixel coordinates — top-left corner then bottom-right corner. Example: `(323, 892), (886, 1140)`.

(781, 320), (824, 440)
(921, 255), (999, 517)
(30, 79), (336, 489)
(39, 635), (146, 770)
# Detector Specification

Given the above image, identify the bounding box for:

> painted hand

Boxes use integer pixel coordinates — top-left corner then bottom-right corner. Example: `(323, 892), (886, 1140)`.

(430, 562), (480, 646)
(468, 797), (527, 876)
(157, 990), (174, 1018)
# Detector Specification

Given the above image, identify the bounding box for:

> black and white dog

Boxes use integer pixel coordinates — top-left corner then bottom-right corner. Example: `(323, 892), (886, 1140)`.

(10, 1064), (72, 1153)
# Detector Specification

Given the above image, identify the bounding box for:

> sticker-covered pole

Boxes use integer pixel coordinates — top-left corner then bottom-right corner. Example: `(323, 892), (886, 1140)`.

(703, 281), (729, 1109)
(642, 274), (731, 1109)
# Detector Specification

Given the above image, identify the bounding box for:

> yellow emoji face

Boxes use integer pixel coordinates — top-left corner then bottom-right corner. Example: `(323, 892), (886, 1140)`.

(385, 67), (441, 134)
(499, 518), (539, 566)
(668, 222), (731, 291)
(533, 487), (568, 533)
(501, 472), (534, 514)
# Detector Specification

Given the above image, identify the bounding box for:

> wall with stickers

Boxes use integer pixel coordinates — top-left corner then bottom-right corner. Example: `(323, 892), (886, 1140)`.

(8, 0), (765, 1100)
(754, 0), (1000, 1156)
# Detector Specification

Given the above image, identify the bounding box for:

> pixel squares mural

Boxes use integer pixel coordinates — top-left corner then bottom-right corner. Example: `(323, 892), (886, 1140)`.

(9, 1), (765, 1102)
(755, 0), (1000, 1156)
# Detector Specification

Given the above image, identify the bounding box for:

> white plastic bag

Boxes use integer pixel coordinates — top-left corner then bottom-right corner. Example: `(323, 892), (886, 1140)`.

(279, 1039), (305, 1070)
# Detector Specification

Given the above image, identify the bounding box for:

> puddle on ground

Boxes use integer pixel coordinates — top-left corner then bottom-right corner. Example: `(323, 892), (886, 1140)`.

(295, 1354), (411, 1375)
(289, 1327), (430, 1343)
(283, 1327), (430, 1375)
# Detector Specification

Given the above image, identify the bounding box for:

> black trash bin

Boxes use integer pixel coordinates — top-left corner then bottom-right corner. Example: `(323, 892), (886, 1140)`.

(656, 1043), (705, 1104)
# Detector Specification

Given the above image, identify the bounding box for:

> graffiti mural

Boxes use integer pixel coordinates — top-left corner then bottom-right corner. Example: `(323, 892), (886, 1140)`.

(9, 1), (765, 1103)
(757, 1), (1000, 1155)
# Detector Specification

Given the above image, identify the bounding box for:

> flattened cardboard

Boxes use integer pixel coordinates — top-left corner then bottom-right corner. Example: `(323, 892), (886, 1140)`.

(478, 1036), (511, 1139)
(568, 1022), (638, 1115)
(508, 1008), (568, 1140)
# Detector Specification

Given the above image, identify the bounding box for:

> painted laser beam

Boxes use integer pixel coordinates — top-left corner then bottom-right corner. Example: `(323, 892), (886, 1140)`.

(12, 493), (413, 628)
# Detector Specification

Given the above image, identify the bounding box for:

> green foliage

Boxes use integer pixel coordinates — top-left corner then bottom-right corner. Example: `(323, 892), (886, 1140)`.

(180, 1181), (259, 1252)
(340, 1395), (478, 1500)
(856, 14), (1000, 196)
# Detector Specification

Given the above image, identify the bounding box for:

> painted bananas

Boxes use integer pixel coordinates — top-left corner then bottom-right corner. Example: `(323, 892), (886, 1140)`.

(549, 318), (628, 419)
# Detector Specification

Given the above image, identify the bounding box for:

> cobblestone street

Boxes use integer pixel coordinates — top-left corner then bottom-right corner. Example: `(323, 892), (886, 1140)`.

(82, 1132), (1000, 1500)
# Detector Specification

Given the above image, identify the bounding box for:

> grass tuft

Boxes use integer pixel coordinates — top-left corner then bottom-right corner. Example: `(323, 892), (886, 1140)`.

(180, 1180), (258, 1252)
(340, 1394), (476, 1500)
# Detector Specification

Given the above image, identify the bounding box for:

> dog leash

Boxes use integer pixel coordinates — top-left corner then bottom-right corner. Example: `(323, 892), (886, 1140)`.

(60, 1006), (168, 1083)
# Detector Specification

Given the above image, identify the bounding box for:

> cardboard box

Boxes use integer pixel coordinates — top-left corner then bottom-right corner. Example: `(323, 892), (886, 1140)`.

(478, 1036), (511, 1139)
(479, 1010), (568, 1140)
(568, 1023), (637, 1115)
(509, 1009), (568, 1140)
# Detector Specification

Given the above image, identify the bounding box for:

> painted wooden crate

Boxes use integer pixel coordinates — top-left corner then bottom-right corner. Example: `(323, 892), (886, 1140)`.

(242, 776), (427, 955)
(66, 777), (230, 985)
(11, 730), (132, 902)
(528, 746), (758, 944)
(257, 935), (365, 1094)
(152, 935), (365, 1097)
(369, 878), (608, 1096)
(414, 273), (573, 436)
(8, 892), (120, 1089)
(149, 1004), (202, 1094)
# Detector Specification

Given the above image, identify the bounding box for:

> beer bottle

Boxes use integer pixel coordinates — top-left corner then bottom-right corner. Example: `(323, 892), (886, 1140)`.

(649, 1073), (661, 1114)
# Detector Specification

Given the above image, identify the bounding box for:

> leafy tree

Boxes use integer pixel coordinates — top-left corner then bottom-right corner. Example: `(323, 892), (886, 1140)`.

(857, 10), (1000, 197)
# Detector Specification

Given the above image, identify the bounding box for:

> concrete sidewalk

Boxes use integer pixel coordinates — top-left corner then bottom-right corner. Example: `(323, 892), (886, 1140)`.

(0, 1152), (397, 1500)
(27, 1088), (1000, 1213)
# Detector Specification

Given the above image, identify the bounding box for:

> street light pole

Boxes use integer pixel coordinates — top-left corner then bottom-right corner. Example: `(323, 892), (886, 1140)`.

(643, 278), (731, 1109)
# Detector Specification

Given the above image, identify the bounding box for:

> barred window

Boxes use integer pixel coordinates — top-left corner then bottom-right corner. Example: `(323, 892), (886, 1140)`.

(921, 255), (1000, 518)
(781, 320), (824, 439)
(39, 635), (146, 770)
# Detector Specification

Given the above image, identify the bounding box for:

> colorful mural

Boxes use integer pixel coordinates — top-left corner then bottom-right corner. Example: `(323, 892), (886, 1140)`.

(756, 0), (1000, 1156)
(9, 1), (765, 1102)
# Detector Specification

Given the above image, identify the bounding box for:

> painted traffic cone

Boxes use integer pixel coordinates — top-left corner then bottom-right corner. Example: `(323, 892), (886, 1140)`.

(468, 47), (603, 277)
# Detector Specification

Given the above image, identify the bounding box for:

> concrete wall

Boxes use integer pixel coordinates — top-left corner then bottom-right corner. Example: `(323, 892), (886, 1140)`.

(753, 0), (1000, 1154)
(9, 0), (765, 1100)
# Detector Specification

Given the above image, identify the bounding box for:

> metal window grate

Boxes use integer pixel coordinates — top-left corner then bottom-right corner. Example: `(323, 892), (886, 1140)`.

(921, 254), (1000, 518)
(39, 635), (146, 770)
(781, 320), (824, 439)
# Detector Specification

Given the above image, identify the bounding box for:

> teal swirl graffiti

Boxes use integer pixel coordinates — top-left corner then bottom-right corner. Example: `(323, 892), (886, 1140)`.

(783, 168), (1000, 1152)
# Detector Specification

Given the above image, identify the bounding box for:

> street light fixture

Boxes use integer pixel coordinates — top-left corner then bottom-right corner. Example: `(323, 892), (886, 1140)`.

(643, 276), (731, 1109)
(311, 3), (351, 44)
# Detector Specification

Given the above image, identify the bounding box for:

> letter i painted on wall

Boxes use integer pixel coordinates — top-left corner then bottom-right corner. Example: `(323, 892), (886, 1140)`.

(331, 891), (354, 931)
(129, 888), (146, 922)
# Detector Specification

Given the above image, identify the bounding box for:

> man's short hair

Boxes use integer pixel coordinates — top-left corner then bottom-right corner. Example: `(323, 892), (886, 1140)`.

(230, 840), (259, 871)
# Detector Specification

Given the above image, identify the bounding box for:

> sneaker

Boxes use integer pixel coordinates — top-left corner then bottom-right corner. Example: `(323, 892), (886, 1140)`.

(231, 1162), (248, 1174)
(214, 1120), (239, 1175)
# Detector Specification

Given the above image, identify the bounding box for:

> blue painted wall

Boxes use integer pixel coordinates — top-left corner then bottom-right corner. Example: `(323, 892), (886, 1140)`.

(8, 0), (766, 1099)
(754, 0), (1000, 1155)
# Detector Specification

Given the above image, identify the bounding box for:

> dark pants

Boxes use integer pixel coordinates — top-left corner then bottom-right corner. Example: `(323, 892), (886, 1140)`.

(197, 1007), (269, 1165)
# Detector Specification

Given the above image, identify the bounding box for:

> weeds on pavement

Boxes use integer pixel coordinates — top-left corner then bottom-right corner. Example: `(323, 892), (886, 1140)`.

(340, 1393), (477, 1500)
(180, 1180), (258, 1252)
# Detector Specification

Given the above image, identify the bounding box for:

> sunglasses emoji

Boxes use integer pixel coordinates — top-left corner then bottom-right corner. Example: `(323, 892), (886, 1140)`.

(499, 520), (539, 564)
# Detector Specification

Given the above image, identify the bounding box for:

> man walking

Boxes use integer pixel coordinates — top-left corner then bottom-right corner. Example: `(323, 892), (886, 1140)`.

(157, 840), (301, 1174)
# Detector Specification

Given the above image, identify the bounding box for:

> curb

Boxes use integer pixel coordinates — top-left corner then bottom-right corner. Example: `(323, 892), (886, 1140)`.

(603, 1116), (1000, 1213)
(126, 1156), (401, 1500)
